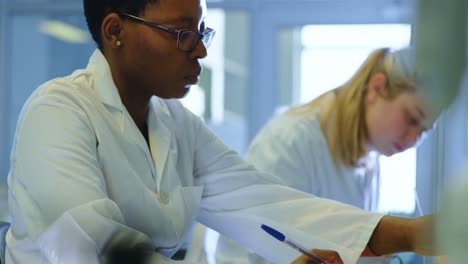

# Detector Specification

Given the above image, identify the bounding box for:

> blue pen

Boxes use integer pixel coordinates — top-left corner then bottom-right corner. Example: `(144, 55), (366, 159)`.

(261, 224), (329, 264)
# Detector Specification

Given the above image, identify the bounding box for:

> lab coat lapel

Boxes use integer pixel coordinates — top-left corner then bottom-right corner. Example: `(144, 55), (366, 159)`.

(148, 97), (172, 192)
(89, 49), (156, 179)
(122, 109), (157, 179)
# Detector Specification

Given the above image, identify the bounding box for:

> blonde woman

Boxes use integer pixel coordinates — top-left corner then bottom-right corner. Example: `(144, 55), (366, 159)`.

(216, 47), (438, 264)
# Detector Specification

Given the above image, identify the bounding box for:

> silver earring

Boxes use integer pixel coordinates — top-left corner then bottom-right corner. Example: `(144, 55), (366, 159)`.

(116, 40), (121, 47)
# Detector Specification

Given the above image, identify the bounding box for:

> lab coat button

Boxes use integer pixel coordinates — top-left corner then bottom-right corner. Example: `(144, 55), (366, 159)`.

(159, 192), (170, 204)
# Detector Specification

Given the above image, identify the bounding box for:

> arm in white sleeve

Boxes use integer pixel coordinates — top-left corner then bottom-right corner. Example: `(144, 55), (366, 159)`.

(190, 115), (384, 264)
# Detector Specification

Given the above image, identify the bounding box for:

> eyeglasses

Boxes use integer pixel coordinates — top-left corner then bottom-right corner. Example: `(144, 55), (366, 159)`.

(119, 13), (216, 52)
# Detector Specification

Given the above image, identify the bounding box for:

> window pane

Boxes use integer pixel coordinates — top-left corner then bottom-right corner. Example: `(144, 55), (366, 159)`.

(300, 24), (411, 103)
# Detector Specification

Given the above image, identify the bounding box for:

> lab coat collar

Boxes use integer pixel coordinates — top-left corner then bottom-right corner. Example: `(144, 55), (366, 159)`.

(87, 49), (174, 187)
(87, 49), (124, 112)
(148, 98), (173, 191)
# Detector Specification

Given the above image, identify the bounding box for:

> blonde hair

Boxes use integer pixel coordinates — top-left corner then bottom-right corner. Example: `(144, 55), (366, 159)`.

(289, 47), (419, 167)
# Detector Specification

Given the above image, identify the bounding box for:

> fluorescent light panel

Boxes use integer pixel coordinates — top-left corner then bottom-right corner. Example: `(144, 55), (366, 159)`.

(39, 20), (89, 44)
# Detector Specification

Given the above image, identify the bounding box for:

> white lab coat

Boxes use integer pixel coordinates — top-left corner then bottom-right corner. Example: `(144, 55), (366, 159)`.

(247, 113), (376, 209)
(6, 50), (383, 264)
(216, 110), (391, 264)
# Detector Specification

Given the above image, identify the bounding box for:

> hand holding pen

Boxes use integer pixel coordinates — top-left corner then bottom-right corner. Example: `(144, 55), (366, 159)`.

(261, 224), (343, 264)
(291, 249), (343, 264)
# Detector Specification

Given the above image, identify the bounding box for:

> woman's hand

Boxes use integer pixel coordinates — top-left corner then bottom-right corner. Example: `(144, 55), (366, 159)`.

(291, 249), (343, 264)
(409, 215), (437, 255)
(368, 215), (438, 256)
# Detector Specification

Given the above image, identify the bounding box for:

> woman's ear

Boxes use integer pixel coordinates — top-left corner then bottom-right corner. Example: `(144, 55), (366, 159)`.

(367, 72), (388, 103)
(101, 13), (124, 49)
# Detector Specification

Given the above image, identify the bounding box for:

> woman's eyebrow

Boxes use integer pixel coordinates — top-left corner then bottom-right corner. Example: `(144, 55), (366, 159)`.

(165, 16), (198, 27)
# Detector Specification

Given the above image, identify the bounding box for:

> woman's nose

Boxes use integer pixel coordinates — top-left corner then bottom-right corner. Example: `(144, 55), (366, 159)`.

(405, 126), (423, 147)
(190, 39), (208, 59)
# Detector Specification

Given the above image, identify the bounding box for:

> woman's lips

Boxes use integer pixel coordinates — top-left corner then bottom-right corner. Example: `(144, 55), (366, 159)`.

(393, 143), (404, 152)
(185, 75), (200, 85)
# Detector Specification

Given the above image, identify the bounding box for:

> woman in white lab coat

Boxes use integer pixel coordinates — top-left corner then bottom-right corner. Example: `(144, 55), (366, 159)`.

(215, 47), (440, 264)
(5, 0), (436, 263)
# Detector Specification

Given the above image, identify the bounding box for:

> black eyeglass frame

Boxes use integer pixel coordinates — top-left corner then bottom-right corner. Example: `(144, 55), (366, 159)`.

(119, 13), (216, 52)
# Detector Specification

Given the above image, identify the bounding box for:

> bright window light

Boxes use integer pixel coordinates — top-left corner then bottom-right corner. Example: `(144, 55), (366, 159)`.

(379, 148), (417, 213)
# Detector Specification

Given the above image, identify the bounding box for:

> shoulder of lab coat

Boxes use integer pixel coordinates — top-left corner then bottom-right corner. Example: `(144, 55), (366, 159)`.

(245, 112), (366, 205)
(245, 113), (328, 193)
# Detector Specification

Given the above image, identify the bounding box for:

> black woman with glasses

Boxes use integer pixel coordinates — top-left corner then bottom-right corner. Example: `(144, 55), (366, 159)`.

(5, 0), (438, 263)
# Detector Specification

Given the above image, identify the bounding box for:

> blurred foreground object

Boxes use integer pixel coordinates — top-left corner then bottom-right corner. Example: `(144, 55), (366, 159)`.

(414, 0), (467, 115)
(414, 0), (468, 263)
(436, 167), (468, 264)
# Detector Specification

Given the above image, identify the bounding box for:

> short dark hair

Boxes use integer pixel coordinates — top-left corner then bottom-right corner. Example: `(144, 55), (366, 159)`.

(83, 0), (159, 50)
